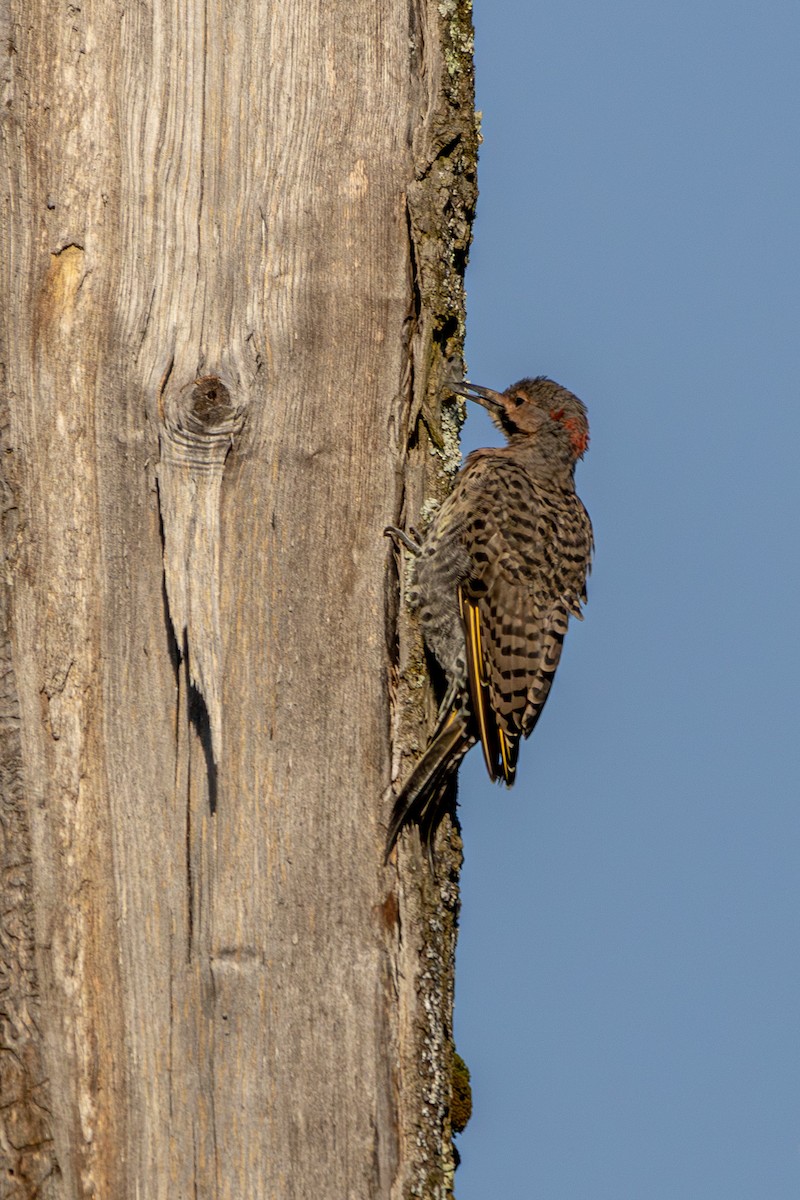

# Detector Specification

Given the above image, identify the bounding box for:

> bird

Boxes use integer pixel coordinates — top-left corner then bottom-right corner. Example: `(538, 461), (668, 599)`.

(385, 376), (593, 862)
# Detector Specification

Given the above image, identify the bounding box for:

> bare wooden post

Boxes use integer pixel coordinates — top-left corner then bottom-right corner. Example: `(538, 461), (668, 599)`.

(0, 0), (477, 1195)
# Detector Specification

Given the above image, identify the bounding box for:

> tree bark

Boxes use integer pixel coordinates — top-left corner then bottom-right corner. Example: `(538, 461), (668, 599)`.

(0, 0), (477, 1197)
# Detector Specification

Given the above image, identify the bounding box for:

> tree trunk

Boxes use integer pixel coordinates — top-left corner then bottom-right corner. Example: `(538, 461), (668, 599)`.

(0, 0), (477, 1196)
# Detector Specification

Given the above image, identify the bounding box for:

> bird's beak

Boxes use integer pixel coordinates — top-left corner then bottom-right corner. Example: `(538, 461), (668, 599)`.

(450, 381), (505, 414)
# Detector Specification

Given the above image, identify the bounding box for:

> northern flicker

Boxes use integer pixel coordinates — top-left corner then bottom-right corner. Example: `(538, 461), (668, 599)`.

(385, 376), (593, 860)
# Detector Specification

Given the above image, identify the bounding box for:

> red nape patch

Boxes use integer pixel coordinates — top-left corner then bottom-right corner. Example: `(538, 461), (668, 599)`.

(550, 407), (589, 457)
(563, 416), (589, 457)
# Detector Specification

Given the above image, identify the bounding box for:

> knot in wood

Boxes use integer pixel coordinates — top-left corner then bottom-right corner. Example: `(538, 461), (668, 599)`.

(160, 373), (244, 467)
(191, 376), (233, 428)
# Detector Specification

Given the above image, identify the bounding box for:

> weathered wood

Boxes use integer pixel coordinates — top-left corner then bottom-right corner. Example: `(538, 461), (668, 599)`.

(158, 372), (245, 765)
(0, 0), (477, 1195)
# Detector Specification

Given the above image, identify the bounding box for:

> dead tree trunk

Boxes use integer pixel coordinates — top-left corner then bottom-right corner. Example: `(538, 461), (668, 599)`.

(0, 0), (477, 1196)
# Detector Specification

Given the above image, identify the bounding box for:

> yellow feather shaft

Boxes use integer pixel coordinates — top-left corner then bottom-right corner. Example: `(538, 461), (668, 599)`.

(498, 728), (513, 784)
(460, 589), (498, 780)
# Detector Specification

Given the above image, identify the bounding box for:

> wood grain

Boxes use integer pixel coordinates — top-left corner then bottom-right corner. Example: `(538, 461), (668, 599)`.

(0, 0), (477, 1195)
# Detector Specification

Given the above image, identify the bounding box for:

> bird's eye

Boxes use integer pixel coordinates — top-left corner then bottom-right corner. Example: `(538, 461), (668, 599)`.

(513, 394), (525, 406)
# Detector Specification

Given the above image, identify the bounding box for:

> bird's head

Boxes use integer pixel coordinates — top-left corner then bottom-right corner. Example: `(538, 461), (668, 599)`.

(452, 376), (589, 461)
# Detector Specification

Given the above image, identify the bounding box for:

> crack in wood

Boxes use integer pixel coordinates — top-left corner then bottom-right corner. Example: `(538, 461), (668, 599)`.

(156, 372), (245, 769)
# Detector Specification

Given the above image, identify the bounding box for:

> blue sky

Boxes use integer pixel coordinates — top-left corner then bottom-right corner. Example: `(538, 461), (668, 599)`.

(454, 2), (800, 1196)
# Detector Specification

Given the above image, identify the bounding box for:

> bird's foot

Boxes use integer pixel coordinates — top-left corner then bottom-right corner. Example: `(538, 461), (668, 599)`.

(384, 525), (422, 555)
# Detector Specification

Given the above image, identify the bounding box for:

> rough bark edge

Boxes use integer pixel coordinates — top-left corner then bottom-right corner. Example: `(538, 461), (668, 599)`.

(0, 382), (61, 1198)
(385, 1), (478, 1196)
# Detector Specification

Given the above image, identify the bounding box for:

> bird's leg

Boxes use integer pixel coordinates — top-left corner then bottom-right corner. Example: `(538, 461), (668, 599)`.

(384, 525), (422, 555)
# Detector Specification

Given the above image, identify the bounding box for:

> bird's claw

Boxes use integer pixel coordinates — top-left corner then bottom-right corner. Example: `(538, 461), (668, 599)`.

(384, 525), (422, 556)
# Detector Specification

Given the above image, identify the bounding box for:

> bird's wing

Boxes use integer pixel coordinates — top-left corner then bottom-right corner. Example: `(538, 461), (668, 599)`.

(457, 455), (592, 783)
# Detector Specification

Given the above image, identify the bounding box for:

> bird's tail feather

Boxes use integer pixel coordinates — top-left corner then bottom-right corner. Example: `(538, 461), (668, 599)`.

(385, 714), (473, 863)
